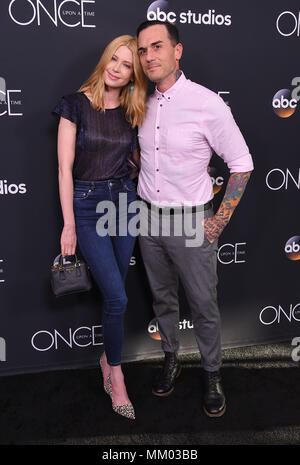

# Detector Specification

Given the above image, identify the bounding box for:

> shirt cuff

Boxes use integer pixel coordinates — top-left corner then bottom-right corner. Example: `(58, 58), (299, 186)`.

(227, 153), (254, 173)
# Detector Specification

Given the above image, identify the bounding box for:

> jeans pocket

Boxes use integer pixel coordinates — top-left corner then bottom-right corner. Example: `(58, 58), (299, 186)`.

(122, 178), (136, 192)
(73, 186), (93, 199)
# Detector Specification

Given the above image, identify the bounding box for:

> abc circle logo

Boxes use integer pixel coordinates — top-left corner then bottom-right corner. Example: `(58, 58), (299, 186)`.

(148, 319), (161, 340)
(272, 89), (297, 118)
(285, 236), (300, 261)
(209, 166), (224, 194)
(147, 0), (175, 23)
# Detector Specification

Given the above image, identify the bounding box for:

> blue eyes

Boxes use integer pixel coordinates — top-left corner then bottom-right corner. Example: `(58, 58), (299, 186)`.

(111, 57), (131, 68)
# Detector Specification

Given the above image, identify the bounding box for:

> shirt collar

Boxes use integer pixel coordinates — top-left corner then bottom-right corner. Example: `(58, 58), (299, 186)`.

(154, 71), (187, 101)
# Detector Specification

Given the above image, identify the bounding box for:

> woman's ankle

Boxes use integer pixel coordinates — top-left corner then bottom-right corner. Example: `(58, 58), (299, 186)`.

(110, 365), (123, 380)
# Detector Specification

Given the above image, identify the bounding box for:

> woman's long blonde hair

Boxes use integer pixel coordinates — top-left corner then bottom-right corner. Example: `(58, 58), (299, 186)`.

(78, 35), (147, 127)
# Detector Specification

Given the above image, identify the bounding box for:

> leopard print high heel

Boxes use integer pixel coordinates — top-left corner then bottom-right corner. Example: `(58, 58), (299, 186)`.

(106, 375), (135, 420)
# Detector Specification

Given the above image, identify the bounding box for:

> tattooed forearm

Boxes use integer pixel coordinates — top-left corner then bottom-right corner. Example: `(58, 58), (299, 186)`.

(216, 171), (252, 222)
(204, 171), (252, 242)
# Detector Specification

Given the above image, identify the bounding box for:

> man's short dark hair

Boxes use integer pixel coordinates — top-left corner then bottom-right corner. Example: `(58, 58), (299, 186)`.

(136, 20), (179, 46)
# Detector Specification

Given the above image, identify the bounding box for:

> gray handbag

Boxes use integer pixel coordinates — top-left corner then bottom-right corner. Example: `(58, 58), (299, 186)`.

(51, 254), (92, 297)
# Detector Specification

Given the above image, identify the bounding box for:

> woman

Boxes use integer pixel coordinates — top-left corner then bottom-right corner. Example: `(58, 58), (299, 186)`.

(53, 35), (147, 420)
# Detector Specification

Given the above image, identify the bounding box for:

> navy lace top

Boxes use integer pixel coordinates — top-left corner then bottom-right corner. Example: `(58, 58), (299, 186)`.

(52, 92), (138, 181)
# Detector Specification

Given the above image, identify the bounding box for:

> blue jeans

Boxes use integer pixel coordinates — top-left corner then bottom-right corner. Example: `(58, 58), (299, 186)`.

(73, 176), (137, 366)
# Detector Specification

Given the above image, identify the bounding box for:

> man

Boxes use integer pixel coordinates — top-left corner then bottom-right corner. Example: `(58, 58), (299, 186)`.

(136, 20), (254, 417)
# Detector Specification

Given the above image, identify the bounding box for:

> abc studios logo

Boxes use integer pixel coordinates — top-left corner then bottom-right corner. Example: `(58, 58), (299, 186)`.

(8, 0), (96, 28)
(276, 11), (300, 37)
(148, 318), (193, 340)
(272, 78), (300, 118)
(285, 236), (300, 261)
(0, 180), (27, 195)
(147, 1), (231, 26)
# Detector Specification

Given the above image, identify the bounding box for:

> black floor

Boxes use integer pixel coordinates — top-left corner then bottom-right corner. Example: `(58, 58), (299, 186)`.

(0, 342), (299, 445)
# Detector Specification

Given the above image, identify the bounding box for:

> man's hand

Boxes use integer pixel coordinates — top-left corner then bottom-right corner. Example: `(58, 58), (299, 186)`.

(204, 214), (227, 243)
(204, 171), (252, 243)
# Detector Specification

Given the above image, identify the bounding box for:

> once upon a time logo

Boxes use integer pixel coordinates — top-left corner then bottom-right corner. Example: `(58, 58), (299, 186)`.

(31, 326), (103, 351)
(276, 11), (300, 37)
(0, 78), (23, 117)
(259, 303), (300, 325)
(8, 0), (96, 28)
(265, 168), (300, 191)
(217, 242), (246, 265)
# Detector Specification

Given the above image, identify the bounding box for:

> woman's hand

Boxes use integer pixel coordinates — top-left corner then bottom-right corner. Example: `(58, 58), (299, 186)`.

(60, 224), (77, 257)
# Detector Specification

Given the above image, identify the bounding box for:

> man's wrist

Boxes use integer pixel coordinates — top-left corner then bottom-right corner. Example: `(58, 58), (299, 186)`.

(213, 212), (229, 228)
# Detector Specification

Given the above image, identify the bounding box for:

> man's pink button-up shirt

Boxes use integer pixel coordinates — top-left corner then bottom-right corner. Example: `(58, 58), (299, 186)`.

(137, 73), (254, 206)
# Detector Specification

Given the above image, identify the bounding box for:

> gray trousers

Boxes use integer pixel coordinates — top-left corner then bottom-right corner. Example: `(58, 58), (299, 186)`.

(139, 202), (222, 372)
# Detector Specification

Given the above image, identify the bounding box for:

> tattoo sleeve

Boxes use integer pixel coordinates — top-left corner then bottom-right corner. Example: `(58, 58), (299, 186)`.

(205, 171), (252, 241)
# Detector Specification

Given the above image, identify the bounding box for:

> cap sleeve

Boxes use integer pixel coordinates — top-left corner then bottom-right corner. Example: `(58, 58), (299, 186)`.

(52, 93), (80, 125)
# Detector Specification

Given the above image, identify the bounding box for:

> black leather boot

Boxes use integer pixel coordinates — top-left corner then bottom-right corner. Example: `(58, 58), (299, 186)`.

(152, 352), (182, 396)
(203, 370), (226, 417)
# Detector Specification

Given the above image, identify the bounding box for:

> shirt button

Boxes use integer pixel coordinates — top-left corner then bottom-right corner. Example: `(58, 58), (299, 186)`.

(156, 168), (159, 171)
(156, 147), (159, 150)
(160, 104), (163, 107)
(157, 189), (160, 192)
(156, 126), (159, 129)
